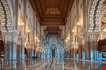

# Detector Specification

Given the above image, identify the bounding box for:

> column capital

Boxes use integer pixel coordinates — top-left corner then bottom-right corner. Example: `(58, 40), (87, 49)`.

(3, 30), (19, 42)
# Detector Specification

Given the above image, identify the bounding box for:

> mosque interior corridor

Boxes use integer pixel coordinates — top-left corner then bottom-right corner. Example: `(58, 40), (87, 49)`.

(0, 0), (106, 70)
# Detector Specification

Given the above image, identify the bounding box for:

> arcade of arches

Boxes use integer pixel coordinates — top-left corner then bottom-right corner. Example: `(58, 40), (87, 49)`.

(0, 0), (106, 70)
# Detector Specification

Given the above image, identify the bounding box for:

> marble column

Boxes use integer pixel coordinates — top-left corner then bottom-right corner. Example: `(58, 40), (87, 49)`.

(17, 35), (25, 64)
(3, 30), (18, 69)
(4, 31), (18, 60)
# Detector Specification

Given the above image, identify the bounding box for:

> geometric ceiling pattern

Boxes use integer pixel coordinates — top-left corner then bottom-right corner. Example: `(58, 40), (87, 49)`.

(30, 0), (74, 32)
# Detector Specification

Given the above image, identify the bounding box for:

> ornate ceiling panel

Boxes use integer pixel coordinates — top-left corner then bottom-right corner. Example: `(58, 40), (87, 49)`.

(30, 0), (74, 32)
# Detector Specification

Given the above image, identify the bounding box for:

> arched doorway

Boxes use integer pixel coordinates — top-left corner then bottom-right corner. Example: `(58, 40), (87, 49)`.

(41, 34), (64, 64)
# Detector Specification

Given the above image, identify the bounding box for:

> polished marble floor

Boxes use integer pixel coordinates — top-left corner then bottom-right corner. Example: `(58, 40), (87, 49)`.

(0, 58), (106, 70)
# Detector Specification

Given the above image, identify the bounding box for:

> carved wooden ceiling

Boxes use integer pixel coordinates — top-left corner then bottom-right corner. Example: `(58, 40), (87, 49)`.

(30, 0), (74, 33)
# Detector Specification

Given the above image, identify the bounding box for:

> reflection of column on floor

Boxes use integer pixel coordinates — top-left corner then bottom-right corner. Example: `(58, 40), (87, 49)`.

(4, 31), (18, 68)
(89, 40), (94, 61)
(82, 47), (86, 60)
(32, 49), (35, 58)
(71, 49), (74, 58)
(55, 47), (64, 64)
(79, 44), (83, 60)
(17, 35), (25, 65)
(88, 33), (99, 61)
(47, 47), (52, 64)
(27, 48), (31, 58)
(91, 40), (98, 61)
(89, 41), (97, 61)
(85, 41), (90, 60)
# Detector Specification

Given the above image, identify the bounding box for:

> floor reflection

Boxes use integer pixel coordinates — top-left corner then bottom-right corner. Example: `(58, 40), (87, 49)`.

(64, 59), (106, 70)
(0, 58), (106, 70)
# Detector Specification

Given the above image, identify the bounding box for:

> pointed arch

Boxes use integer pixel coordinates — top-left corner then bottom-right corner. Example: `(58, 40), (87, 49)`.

(0, 0), (12, 32)
(88, 0), (105, 32)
